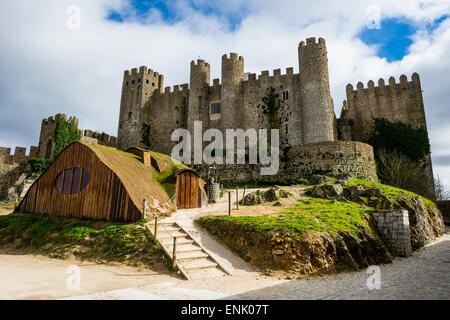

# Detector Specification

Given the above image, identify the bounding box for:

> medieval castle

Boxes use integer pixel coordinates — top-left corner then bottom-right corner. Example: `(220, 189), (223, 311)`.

(116, 37), (432, 185)
(0, 37), (434, 199)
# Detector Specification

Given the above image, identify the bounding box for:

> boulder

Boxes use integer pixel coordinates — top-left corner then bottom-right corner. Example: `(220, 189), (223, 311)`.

(263, 188), (279, 202)
(397, 195), (446, 249)
(311, 184), (344, 199)
(308, 174), (329, 185)
(242, 191), (263, 205)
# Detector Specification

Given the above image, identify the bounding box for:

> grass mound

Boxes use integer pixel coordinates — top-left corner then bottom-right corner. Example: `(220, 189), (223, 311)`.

(200, 197), (373, 241)
(0, 214), (171, 270)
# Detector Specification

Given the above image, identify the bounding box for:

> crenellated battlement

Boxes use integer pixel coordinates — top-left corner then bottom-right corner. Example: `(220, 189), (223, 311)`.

(0, 145), (34, 164)
(162, 83), (190, 94)
(346, 73), (421, 97)
(299, 37), (326, 48)
(124, 66), (161, 78)
(255, 67), (296, 81)
(222, 52), (244, 62)
(81, 130), (118, 147)
(191, 59), (209, 67)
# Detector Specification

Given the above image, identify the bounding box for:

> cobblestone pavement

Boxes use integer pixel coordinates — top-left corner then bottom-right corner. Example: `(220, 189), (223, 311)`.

(65, 231), (450, 300)
(228, 232), (450, 300)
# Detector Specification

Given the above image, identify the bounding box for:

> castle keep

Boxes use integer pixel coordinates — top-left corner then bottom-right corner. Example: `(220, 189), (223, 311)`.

(117, 37), (336, 154)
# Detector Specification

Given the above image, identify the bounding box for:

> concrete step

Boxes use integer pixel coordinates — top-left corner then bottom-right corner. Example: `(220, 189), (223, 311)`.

(152, 226), (180, 232)
(181, 259), (218, 271)
(157, 232), (187, 239)
(176, 251), (209, 261)
(165, 243), (202, 253)
(161, 237), (193, 245)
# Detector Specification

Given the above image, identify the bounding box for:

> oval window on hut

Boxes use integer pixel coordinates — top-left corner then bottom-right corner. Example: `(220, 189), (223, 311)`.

(55, 168), (90, 194)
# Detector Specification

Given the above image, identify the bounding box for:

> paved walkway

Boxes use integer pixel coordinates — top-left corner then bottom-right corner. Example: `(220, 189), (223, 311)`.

(229, 231), (450, 300)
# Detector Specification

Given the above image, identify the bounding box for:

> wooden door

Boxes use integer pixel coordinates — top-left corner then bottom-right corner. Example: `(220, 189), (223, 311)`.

(176, 172), (199, 208)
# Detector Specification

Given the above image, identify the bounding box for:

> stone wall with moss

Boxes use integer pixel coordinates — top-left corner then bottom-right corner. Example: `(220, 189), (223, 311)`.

(193, 141), (377, 185)
(284, 141), (377, 181)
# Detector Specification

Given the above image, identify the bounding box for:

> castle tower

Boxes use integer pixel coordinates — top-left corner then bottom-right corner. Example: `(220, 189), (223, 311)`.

(188, 60), (210, 135)
(221, 53), (244, 128)
(117, 66), (164, 150)
(298, 37), (335, 143)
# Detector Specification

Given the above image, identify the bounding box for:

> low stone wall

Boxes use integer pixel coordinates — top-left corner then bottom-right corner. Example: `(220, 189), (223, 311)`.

(193, 141), (377, 185)
(372, 210), (412, 257)
(284, 141), (377, 181)
(437, 201), (450, 224)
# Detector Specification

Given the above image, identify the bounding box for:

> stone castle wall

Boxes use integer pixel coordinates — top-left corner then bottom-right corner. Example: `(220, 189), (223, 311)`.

(117, 37), (336, 155)
(0, 146), (31, 200)
(340, 73), (426, 142)
(340, 73), (434, 197)
(284, 141), (377, 181)
(193, 141), (377, 185)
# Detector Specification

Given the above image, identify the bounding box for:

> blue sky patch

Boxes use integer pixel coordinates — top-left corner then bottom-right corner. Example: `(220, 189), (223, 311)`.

(106, 0), (247, 30)
(359, 15), (448, 62)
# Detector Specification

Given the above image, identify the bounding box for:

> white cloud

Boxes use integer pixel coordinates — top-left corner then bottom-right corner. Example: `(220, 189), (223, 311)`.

(0, 0), (449, 186)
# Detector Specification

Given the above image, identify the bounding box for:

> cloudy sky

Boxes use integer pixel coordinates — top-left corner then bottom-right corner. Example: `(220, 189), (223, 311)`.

(0, 0), (449, 185)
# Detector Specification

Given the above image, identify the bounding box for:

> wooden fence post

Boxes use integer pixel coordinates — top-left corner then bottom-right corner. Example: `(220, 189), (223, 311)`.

(236, 186), (239, 210)
(242, 185), (246, 206)
(228, 191), (231, 216)
(172, 237), (177, 269)
(154, 216), (158, 238)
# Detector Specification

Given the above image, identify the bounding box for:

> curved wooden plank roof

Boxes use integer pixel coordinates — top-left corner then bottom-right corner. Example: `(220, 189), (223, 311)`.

(86, 142), (170, 209)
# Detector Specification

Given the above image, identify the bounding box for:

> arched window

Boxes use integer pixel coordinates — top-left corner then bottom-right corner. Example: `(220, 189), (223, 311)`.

(55, 168), (90, 194)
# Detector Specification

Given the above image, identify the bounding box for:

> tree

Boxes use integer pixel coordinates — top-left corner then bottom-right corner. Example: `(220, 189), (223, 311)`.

(376, 148), (434, 199)
(368, 118), (430, 163)
(435, 175), (450, 200)
(140, 123), (151, 148)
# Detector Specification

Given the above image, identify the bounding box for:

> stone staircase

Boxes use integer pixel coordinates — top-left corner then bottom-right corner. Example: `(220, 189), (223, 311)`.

(146, 221), (230, 280)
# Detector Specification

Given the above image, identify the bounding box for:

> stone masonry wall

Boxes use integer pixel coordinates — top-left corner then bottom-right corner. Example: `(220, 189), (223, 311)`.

(340, 73), (434, 197)
(0, 146), (31, 201)
(193, 141), (377, 185)
(117, 38), (336, 156)
(284, 141), (377, 181)
(372, 210), (412, 257)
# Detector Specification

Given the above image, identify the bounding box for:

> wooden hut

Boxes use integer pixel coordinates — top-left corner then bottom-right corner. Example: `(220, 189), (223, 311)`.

(175, 168), (207, 209)
(18, 141), (171, 221)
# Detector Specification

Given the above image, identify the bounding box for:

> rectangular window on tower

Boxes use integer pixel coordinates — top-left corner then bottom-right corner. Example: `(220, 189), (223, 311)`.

(211, 102), (221, 114)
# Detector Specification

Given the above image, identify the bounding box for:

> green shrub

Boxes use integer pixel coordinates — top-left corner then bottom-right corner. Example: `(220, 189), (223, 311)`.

(368, 118), (430, 162)
(54, 116), (81, 157)
(28, 158), (52, 175)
